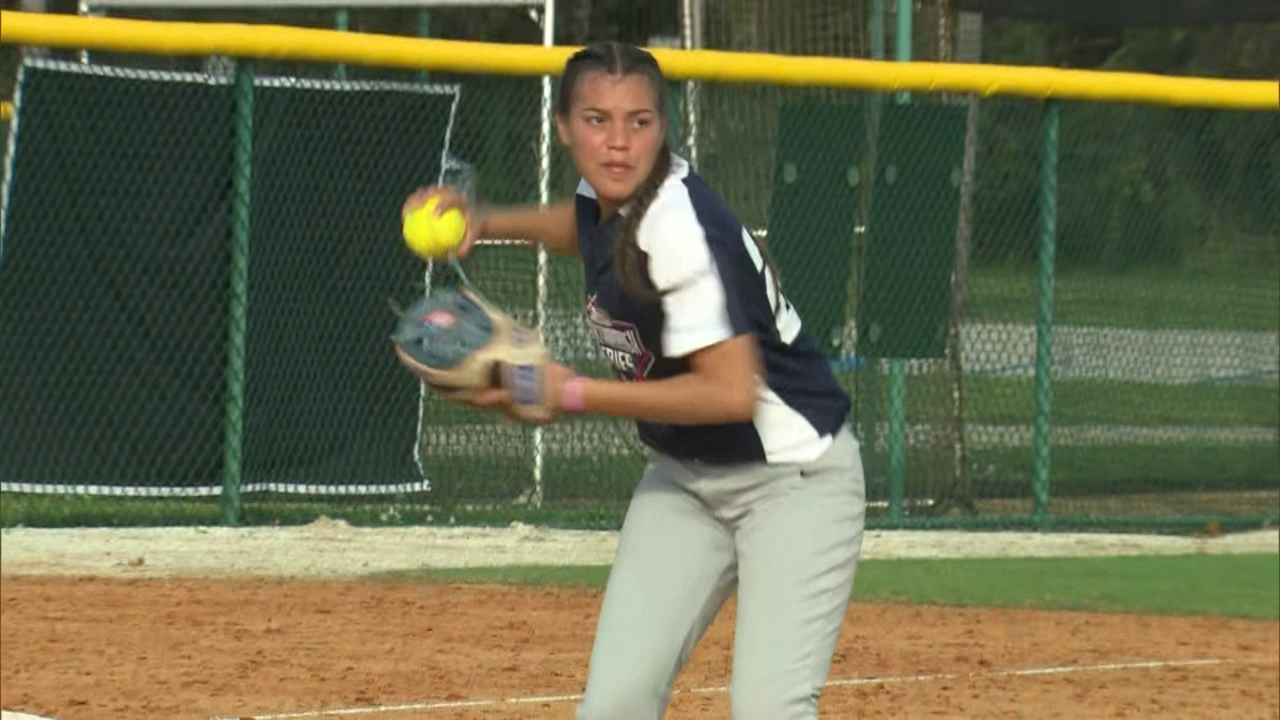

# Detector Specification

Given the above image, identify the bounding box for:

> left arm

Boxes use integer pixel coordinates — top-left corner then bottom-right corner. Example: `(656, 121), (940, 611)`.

(572, 333), (759, 425)
(564, 205), (761, 425)
(452, 334), (759, 425)
(457, 201), (763, 425)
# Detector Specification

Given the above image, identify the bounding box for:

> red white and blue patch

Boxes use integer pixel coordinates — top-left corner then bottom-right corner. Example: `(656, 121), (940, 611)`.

(419, 309), (457, 330)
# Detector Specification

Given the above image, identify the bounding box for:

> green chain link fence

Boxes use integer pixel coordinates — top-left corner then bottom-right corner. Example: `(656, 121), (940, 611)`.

(1, 43), (1277, 531)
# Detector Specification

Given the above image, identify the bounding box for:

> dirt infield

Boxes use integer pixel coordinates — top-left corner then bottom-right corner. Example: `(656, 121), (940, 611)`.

(2, 524), (1278, 719)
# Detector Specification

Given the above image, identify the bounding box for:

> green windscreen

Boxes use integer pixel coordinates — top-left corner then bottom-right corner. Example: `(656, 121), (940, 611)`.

(0, 60), (459, 497)
(857, 101), (965, 360)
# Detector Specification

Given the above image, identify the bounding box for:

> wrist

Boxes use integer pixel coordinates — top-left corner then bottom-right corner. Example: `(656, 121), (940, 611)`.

(559, 374), (588, 414)
(474, 209), (492, 239)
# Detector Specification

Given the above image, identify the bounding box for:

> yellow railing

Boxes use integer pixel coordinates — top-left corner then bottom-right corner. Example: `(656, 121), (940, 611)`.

(1, 10), (1276, 111)
(1, 101), (13, 121)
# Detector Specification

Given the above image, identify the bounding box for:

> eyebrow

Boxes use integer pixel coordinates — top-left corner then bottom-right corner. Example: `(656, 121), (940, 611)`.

(580, 107), (656, 116)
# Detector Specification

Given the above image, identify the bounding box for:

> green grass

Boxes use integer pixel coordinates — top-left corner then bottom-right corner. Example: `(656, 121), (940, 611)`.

(868, 375), (1280, 429)
(849, 554), (1280, 619)
(961, 444), (1280, 496)
(963, 378), (1280, 428)
(0, 493), (628, 530)
(371, 554), (1280, 620)
(4, 440), (1276, 529)
(968, 265), (1280, 331)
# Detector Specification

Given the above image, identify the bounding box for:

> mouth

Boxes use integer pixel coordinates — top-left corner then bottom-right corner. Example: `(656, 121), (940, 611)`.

(601, 161), (633, 177)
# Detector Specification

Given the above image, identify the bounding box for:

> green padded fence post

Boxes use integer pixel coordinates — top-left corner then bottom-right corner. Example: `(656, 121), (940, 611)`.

(884, 0), (912, 520)
(894, 0), (912, 103)
(859, 0), (885, 503)
(886, 370), (906, 518)
(221, 58), (254, 527)
(887, 359), (906, 517)
(1032, 100), (1060, 528)
(334, 9), (349, 80)
(668, 82), (684, 148)
(417, 10), (432, 83)
(871, 0), (885, 60)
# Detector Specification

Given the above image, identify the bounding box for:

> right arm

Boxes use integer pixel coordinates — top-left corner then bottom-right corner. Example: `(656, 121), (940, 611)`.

(476, 201), (579, 257)
(404, 186), (578, 258)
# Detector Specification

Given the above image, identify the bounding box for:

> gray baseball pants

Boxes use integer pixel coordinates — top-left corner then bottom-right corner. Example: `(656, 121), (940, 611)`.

(575, 425), (867, 720)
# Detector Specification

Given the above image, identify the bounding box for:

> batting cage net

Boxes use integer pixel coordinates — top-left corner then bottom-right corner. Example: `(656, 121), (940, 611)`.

(0, 21), (1276, 532)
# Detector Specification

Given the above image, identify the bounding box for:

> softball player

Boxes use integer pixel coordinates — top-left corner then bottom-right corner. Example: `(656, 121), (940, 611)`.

(410, 41), (866, 720)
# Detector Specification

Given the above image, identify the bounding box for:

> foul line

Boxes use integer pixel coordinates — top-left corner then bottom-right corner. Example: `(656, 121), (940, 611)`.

(213, 657), (1229, 719)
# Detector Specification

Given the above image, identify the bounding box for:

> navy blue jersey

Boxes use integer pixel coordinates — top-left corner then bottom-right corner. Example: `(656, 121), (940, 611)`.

(574, 154), (851, 465)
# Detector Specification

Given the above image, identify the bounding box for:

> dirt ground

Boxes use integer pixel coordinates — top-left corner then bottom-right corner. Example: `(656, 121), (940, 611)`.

(1, 525), (1277, 720)
(2, 575), (1278, 720)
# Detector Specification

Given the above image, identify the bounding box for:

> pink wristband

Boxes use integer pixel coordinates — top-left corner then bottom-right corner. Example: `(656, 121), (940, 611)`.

(560, 375), (588, 414)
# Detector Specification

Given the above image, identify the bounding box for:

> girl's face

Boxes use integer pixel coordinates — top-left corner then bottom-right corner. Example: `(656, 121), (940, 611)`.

(556, 70), (665, 214)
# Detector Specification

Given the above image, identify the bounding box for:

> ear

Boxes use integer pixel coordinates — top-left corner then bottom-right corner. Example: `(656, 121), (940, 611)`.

(554, 112), (572, 147)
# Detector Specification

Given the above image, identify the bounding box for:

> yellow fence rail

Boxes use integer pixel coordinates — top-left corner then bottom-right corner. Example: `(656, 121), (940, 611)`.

(1, 10), (1276, 111)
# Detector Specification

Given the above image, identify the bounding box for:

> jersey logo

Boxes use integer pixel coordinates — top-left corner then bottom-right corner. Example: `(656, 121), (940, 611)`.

(586, 294), (655, 382)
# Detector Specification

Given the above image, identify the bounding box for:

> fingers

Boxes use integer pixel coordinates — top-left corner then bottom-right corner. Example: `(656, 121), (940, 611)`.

(468, 387), (510, 408)
(401, 186), (439, 218)
(437, 386), (508, 409)
(437, 388), (484, 404)
(431, 187), (468, 216)
(434, 388), (554, 425)
(401, 184), (481, 259)
(402, 185), (469, 218)
(435, 189), (482, 259)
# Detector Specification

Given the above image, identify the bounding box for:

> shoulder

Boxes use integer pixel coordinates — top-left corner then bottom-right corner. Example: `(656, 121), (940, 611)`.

(573, 178), (602, 245)
(636, 155), (741, 255)
(636, 156), (700, 252)
(632, 156), (723, 290)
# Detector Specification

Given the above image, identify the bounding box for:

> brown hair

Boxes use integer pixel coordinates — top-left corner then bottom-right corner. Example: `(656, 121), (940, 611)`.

(559, 42), (786, 318)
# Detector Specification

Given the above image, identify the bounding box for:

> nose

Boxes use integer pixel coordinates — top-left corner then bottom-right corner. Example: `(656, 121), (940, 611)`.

(605, 120), (629, 150)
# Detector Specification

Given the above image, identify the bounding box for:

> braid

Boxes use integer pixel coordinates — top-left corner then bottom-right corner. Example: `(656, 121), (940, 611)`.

(556, 42), (790, 324)
(750, 232), (788, 320)
(557, 41), (674, 304)
(612, 143), (673, 302)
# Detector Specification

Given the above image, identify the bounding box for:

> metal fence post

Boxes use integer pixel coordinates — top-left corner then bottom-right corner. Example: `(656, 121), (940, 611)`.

(1032, 99), (1060, 528)
(221, 57), (254, 526)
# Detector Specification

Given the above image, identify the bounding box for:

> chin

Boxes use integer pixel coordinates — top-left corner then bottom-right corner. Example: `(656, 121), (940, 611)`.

(591, 176), (642, 206)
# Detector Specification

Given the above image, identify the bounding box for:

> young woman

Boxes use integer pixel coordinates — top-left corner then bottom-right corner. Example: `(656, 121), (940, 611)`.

(401, 41), (866, 720)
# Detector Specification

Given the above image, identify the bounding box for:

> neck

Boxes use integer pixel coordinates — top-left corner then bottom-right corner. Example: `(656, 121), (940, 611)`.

(598, 198), (629, 222)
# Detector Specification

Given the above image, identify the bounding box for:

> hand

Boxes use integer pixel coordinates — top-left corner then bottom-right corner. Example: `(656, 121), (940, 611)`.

(435, 362), (576, 425)
(402, 184), (485, 260)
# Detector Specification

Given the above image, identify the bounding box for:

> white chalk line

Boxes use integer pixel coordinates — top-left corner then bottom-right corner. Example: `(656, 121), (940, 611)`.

(212, 657), (1230, 719)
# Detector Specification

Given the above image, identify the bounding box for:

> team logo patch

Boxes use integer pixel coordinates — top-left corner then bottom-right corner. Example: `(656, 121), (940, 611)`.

(586, 294), (654, 382)
(419, 309), (457, 329)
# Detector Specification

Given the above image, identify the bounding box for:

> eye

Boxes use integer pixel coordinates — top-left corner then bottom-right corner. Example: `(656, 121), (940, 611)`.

(585, 115), (605, 126)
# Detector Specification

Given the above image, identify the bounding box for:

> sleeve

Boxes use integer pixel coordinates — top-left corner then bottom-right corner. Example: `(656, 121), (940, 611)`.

(638, 194), (750, 358)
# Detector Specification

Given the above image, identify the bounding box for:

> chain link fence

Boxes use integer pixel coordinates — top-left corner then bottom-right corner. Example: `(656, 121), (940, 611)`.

(1, 42), (1276, 530)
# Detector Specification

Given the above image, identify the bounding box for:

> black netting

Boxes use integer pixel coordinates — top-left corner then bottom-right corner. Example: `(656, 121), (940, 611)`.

(2, 51), (1276, 531)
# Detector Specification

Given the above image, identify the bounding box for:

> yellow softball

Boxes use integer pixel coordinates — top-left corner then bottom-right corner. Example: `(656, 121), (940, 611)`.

(403, 195), (467, 260)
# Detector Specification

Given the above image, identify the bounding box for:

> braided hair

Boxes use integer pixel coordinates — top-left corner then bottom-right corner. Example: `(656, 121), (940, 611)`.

(559, 42), (787, 317)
